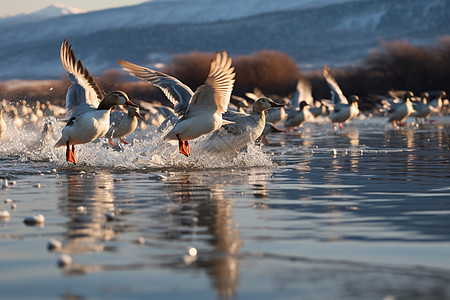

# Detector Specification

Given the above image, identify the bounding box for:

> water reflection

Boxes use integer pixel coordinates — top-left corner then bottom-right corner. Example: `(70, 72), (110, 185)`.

(164, 172), (242, 298)
(269, 120), (450, 242)
(58, 173), (116, 254)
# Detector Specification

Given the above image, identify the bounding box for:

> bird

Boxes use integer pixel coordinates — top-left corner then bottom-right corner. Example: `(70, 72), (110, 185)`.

(137, 100), (179, 132)
(413, 92), (435, 123)
(0, 107), (6, 139)
(106, 106), (143, 146)
(284, 101), (311, 129)
(202, 98), (284, 153)
(54, 39), (138, 164)
(429, 90), (447, 113)
(256, 122), (286, 144)
(8, 107), (23, 128)
(229, 95), (249, 113)
(118, 50), (235, 157)
(385, 91), (415, 128)
(246, 88), (287, 124)
(323, 65), (359, 131)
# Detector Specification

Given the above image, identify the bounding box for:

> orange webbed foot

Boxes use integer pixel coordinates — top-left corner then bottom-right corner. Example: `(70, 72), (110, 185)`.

(177, 135), (190, 157)
(109, 138), (115, 146)
(120, 138), (129, 144)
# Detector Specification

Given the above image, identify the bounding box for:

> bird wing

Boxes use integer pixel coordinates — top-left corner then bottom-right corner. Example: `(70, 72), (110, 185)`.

(118, 59), (194, 116)
(300, 80), (314, 106)
(388, 90), (407, 100)
(290, 80), (301, 110)
(323, 65), (347, 105)
(222, 110), (249, 123)
(381, 99), (402, 113)
(291, 79), (314, 110)
(60, 39), (104, 119)
(186, 51), (235, 116)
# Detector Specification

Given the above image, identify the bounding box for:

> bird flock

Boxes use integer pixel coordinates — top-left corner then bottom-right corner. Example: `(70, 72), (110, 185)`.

(0, 39), (448, 165)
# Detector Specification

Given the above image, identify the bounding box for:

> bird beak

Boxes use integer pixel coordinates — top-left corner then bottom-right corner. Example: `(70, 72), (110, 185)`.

(271, 102), (285, 107)
(136, 111), (144, 120)
(271, 125), (286, 133)
(126, 100), (139, 108)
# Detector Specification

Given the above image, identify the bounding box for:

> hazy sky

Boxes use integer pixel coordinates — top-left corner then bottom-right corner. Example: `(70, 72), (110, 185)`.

(0, 0), (147, 17)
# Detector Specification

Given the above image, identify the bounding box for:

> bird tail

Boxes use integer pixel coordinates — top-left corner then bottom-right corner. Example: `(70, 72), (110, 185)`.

(54, 137), (67, 148)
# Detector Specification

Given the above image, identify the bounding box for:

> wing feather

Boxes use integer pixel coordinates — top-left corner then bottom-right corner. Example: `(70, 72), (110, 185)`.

(187, 51), (235, 115)
(118, 59), (193, 115)
(60, 39), (103, 119)
(323, 65), (347, 105)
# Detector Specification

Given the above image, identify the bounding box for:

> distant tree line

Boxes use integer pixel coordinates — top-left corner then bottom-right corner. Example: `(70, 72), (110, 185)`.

(1, 36), (448, 111)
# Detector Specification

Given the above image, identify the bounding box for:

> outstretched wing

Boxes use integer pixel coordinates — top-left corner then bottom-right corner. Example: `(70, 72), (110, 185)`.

(323, 65), (347, 105)
(60, 39), (104, 119)
(291, 79), (313, 110)
(187, 51), (235, 115)
(118, 59), (194, 116)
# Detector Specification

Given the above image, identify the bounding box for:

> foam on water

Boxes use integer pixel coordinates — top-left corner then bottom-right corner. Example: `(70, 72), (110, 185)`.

(0, 118), (273, 172)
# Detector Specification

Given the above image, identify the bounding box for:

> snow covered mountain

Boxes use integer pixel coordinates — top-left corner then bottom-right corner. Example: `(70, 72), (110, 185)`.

(0, 3), (84, 27)
(0, 0), (448, 79)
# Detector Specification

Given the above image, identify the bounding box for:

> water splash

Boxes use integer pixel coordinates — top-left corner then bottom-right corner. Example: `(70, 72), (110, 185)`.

(0, 118), (274, 173)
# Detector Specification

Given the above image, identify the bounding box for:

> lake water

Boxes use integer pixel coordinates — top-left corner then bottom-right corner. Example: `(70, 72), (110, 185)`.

(0, 115), (449, 299)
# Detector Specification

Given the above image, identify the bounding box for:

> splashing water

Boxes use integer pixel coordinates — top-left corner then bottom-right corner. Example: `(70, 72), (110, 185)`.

(0, 118), (273, 173)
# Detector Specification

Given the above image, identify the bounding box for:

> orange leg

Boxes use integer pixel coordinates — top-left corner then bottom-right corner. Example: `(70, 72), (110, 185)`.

(120, 138), (129, 144)
(184, 140), (190, 155)
(109, 138), (115, 146)
(176, 134), (190, 157)
(392, 121), (398, 129)
(339, 123), (344, 129)
(66, 142), (76, 164)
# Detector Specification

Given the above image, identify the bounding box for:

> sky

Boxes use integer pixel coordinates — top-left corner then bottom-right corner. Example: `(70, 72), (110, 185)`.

(0, 0), (147, 17)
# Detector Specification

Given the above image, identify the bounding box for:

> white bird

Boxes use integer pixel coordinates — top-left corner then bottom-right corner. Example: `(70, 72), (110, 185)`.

(137, 100), (177, 130)
(118, 51), (235, 157)
(284, 101), (311, 129)
(203, 98), (284, 153)
(229, 95), (249, 113)
(429, 90), (447, 113)
(413, 92), (435, 123)
(283, 80), (312, 129)
(385, 91), (415, 128)
(0, 107), (6, 139)
(290, 79), (327, 119)
(323, 65), (359, 131)
(54, 39), (137, 164)
(106, 106), (143, 146)
(8, 107), (23, 128)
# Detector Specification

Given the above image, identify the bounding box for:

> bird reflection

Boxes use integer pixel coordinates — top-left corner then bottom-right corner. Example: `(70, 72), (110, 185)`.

(58, 173), (116, 254)
(164, 172), (246, 298)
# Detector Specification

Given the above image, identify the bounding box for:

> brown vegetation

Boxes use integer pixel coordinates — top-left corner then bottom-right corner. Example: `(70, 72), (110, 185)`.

(308, 36), (450, 109)
(0, 36), (448, 111)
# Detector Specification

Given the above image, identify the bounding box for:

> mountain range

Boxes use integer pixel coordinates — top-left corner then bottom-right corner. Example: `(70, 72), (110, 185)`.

(0, 0), (448, 80)
(0, 3), (84, 27)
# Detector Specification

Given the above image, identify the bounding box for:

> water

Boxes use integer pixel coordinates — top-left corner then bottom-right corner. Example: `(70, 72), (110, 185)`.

(0, 116), (449, 299)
